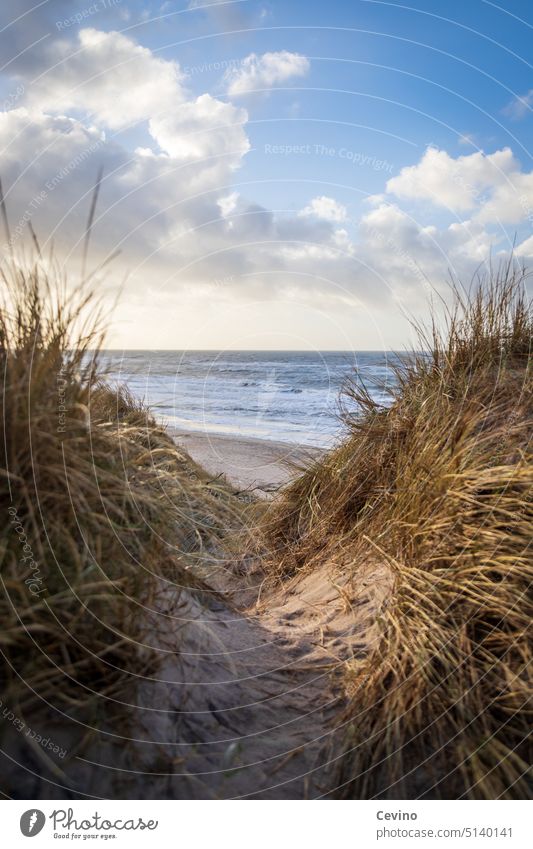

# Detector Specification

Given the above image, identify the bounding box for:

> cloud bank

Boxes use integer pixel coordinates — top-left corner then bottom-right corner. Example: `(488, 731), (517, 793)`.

(0, 22), (531, 346)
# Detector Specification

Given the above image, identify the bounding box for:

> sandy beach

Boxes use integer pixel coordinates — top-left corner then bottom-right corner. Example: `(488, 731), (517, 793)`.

(170, 428), (323, 496)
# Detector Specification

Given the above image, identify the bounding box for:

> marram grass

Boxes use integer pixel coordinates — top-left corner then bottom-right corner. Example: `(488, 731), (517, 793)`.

(0, 248), (530, 800)
(261, 262), (532, 799)
(0, 258), (243, 724)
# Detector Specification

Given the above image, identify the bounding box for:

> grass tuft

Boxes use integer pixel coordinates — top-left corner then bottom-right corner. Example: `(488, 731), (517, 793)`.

(0, 256), (242, 730)
(261, 262), (532, 798)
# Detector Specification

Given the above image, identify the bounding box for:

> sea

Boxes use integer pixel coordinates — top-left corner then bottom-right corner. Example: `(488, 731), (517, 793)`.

(99, 350), (400, 449)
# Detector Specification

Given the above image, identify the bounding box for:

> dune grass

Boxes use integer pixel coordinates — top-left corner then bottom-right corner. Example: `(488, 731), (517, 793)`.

(261, 261), (532, 798)
(0, 257), (244, 733)
(0, 240), (530, 800)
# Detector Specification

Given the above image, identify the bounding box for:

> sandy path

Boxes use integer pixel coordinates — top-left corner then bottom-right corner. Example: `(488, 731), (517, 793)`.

(2, 433), (387, 800)
(6, 557), (388, 800)
(125, 556), (388, 799)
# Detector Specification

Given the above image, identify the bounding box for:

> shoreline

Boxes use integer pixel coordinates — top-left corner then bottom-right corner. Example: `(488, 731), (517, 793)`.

(169, 427), (324, 496)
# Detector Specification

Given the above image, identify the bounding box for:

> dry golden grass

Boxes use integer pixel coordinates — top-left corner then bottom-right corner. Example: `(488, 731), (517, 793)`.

(1, 233), (530, 800)
(0, 257), (244, 727)
(261, 262), (532, 798)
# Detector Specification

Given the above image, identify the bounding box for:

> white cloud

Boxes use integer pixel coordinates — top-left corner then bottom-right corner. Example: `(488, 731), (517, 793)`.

(474, 168), (533, 226)
(0, 27), (252, 274)
(2, 104), (530, 329)
(225, 50), (310, 96)
(28, 29), (185, 130)
(516, 233), (533, 257)
(19, 27), (249, 181)
(299, 196), (348, 223)
(0, 105), (365, 307)
(217, 191), (240, 218)
(502, 89), (533, 120)
(1, 19), (532, 348)
(356, 146), (533, 304)
(386, 146), (522, 215)
(149, 94), (249, 167)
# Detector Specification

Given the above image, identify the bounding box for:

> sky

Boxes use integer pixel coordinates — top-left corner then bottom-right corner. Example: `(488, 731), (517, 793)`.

(0, 0), (531, 350)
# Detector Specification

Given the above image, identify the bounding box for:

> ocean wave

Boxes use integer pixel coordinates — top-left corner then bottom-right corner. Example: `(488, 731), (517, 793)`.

(100, 351), (397, 448)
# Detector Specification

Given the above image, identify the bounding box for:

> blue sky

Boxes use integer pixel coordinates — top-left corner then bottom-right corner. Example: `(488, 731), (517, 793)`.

(0, 1), (531, 348)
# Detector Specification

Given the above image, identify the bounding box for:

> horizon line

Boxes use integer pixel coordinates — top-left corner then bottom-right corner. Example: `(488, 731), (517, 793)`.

(99, 347), (411, 353)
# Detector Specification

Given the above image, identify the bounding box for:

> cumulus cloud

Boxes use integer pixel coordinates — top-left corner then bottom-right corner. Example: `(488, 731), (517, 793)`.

(386, 147), (532, 223)
(1, 16), (532, 345)
(502, 89), (533, 121)
(358, 201), (492, 295)
(516, 233), (533, 257)
(149, 94), (249, 165)
(0, 26), (253, 272)
(26, 28), (185, 130)
(225, 50), (310, 96)
(17, 26), (249, 172)
(299, 196), (348, 223)
(0, 105), (362, 310)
